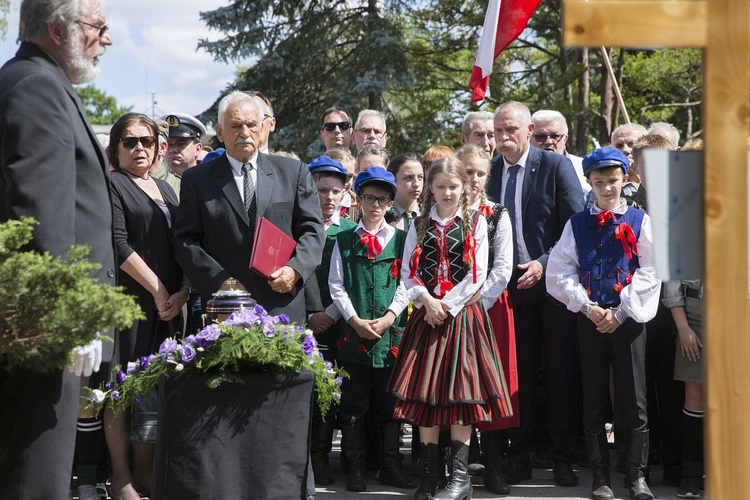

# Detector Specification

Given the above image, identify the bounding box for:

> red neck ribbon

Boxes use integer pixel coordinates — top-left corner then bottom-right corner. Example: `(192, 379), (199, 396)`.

(614, 222), (640, 260)
(479, 203), (493, 218)
(408, 244), (423, 279)
(596, 210), (616, 227)
(360, 232), (382, 260)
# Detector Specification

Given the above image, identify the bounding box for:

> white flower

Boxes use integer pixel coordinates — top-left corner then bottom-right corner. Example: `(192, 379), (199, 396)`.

(91, 389), (105, 404)
(175, 363), (184, 371)
(304, 328), (315, 337)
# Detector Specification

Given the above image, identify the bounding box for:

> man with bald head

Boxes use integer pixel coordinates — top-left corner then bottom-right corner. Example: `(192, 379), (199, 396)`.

(0, 0), (116, 496)
(648, 121), (681, 149)
(458, 111), (496, 155)
(611, 123), (648, 166)
(486, 101), (584, 488)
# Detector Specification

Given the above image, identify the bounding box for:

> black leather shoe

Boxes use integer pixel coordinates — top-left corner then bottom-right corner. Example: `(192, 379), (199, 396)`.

(530, 451), (554, 469)
(503, 460), (532, 484)
(553, 461), (580, 486)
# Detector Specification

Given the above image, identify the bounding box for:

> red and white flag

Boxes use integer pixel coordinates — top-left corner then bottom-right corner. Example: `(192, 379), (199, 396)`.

(469, 0), (542, 102)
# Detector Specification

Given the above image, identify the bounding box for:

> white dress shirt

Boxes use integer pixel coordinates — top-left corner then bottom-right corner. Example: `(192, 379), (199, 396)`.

(401, 204), (488, 317)
(227, 153), (259, 204)
(329, 219), (410, 321)
(391, 200), (420, 232)
(470, 200), (513, 309)
(502, 147), (532, 264)
(545, 200), (661, 323)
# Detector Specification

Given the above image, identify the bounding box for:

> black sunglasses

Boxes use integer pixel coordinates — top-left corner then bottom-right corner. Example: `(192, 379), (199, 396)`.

(322, 121), (351, 132)
(121, 136), (156, 149)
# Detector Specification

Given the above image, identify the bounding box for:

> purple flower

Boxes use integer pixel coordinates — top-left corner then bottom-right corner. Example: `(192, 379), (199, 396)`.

(181, 345), (197, 363)
(159, 337), (178, 356)
(115, 370), (127, 385)
(111, 390), (120, 402)
(294, 325), (305, 332)
(324, 361), (333, 371)
(126, 362), (137, 375)
(301, 337), (316, 356)
(278, 314), (291, 325)
(254, 304), (267, 320)
(139, 355), (153, 371)
(197, 324), (222, 342)
(134, 396), (143, 404)
(335, 376), (343, 387)
(105, 381), (113, 390)
(225, 309), (260, 327)
(183, 334), (197, 345)
(262, 315), (280, 338)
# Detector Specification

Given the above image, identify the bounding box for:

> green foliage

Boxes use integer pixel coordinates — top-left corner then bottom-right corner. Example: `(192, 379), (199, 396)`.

(0, 0), (9, 41)
(0, 217), (144, 372)
(76, 84), (133, 125)
(89, 308), (347, 419)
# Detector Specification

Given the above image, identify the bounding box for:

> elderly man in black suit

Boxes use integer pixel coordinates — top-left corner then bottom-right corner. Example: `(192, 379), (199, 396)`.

(486, 101), (584, 488)
(0, 0), (116, 497)
(174, 91), (324, 324)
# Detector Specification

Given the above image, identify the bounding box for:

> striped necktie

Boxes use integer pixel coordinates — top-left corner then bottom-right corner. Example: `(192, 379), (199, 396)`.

(242, 163), (257, 226)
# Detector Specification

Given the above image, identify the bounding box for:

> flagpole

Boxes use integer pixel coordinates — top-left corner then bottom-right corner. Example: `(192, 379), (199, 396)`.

(599, 46), (630, 124)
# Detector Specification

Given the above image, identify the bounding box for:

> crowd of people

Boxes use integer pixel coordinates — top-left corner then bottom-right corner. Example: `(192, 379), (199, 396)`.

(0, 1), (705, 500)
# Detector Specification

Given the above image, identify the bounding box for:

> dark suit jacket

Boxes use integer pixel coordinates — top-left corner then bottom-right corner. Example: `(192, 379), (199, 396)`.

(174, 152), (325, 324)
(487, 145), (584, 306)
(0, 42), (117, 359)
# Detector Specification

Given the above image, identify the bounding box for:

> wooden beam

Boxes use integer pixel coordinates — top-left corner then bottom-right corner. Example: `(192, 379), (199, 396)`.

(704, 0), (750, 497)
(563, 1), (707, 48)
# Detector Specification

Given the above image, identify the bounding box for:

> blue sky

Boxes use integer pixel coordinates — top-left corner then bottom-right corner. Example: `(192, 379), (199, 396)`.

(1, 0), (249, 121)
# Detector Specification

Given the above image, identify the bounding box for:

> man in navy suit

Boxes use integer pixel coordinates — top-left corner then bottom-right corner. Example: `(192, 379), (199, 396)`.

(486, 101), (584, 487)
(174, 90), (325, 327)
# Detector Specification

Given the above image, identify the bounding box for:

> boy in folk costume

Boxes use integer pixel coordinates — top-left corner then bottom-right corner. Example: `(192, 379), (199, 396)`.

(546, 147), (661, 500)
(328, 166), (414, 492)
(305, 155), (357, 485)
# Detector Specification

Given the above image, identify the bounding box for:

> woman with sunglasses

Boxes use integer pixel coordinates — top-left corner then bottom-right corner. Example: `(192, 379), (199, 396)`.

(104, 113), (189, 500)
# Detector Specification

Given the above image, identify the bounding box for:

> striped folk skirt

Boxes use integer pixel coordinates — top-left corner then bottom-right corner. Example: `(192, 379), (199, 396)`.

(388, 301), (513, 427)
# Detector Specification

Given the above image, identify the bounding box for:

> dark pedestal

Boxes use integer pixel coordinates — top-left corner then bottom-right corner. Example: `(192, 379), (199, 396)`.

(152, 371), (314, 500)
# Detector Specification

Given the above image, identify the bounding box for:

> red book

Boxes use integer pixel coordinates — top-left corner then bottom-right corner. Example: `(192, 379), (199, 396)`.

(249, 217), (297, 281)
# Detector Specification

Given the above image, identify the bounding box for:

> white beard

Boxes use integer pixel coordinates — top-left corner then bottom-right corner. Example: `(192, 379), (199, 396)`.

(64, 28), (102, 84)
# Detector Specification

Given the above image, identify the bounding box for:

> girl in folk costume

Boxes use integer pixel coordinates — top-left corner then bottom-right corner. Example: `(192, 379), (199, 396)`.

(388, 156), (512, 500)
(456, 145), (518, 496)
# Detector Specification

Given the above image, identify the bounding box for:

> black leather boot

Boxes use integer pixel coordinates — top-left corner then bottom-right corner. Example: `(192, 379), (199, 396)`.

(310, 419), (334, 485)
(415, 442), (442, 500)
(378, 422), (416, 488)
(624, 429), (654, 500)
(435, 441), (473, 500)
(481, 431), (510, 495)
(585, 431), (614, 500)
(341, 422), (367, 492)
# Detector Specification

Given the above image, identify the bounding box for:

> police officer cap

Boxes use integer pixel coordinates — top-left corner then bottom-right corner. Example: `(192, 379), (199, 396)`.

(308, 156), (348, 181)
(582, 147), (630, 176)
(353, 166), (397, 199)
(159, 112), (207, 139)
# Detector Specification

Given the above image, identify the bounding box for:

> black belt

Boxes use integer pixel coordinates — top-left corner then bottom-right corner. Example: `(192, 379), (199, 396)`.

(685, 286), (702, 300)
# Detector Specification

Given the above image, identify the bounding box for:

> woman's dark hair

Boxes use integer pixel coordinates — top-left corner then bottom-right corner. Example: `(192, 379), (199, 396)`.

(108, 113), (159, 170)
(387, 152), (421, 177)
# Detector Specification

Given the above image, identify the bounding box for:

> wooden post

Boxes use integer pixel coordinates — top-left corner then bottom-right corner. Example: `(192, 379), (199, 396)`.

(563, 0), (750, 496)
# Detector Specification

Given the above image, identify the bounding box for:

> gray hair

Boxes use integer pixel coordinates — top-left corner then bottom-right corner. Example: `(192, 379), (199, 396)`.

(461, 111), (494, 136)
(647, 121), (680, 146)
(531, 109), (569, 134)
(217, 90), (264, 125)
(19, 0), (80, 42)
(610, 123), (647, 143)
(494, 101), (532, 124)
(354, 109), (387, 131)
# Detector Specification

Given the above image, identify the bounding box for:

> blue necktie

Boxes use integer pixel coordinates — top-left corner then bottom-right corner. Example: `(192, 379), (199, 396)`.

(504, 164), (521, 266)
(242, 163), (257, 228)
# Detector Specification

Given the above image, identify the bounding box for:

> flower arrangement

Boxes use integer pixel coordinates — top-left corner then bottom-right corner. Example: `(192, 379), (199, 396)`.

(88, 304), (346, 418)
(0, 217), (143, 372)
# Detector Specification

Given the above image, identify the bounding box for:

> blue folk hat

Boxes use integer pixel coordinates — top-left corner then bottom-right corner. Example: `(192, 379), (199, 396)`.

(308, 155), (348, 181)
(202, 147), (225, 163)
(353, 166), (397, 199)
(582, 147), (630, 176)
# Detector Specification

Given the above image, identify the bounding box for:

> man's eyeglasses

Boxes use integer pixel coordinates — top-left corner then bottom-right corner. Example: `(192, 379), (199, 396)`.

(121, 136), (156, 149)
(322, 121), (351, 132)
(532, 133), (565, 143)
(357, 127), (385, 137)
(360, 194), (391, 207)
(77, 20), (110, 38)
